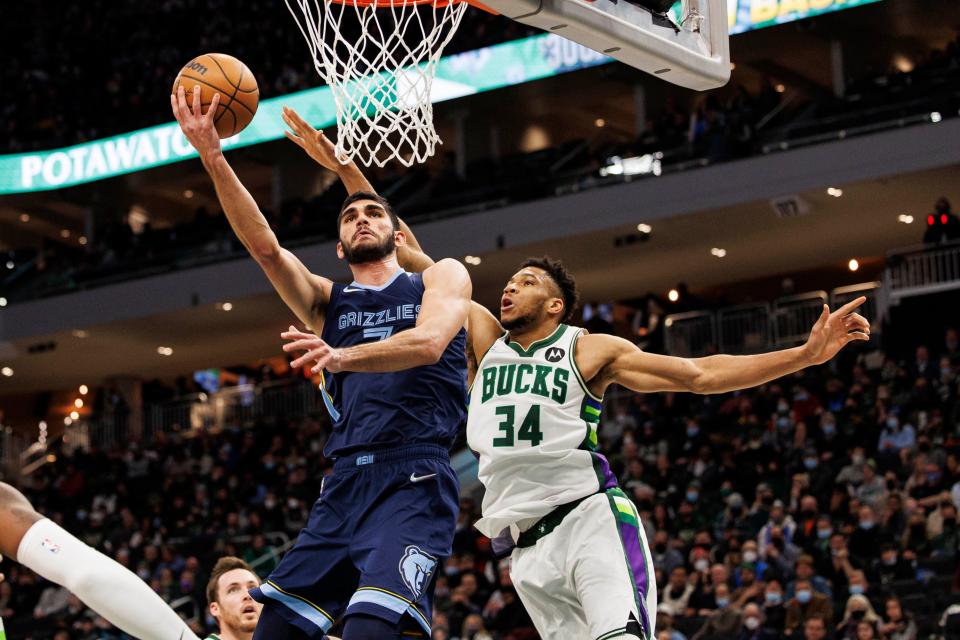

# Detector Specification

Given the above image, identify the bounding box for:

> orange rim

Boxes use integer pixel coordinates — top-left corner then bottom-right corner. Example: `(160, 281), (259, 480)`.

(330, 0), (497, 11)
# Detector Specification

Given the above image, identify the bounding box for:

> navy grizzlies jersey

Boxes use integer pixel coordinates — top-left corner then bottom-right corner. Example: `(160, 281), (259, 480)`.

(319, 270), (468, 457)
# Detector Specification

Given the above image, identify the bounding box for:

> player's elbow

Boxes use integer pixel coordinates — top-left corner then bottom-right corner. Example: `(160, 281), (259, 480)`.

(421, 333), (448, 365)
(250, 240), (282, 264)
(685, 362), (713, 394)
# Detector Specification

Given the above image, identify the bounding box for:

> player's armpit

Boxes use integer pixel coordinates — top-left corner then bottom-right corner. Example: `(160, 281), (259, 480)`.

(575, 334), (704, 395)
(257, 247), (332, 330)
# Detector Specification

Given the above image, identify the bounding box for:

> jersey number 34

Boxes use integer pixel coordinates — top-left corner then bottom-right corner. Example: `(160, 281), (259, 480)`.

(492, 405), (543, 447)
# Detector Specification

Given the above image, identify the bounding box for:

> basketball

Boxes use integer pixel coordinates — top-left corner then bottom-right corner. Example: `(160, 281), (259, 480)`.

(172, 53), (259, 138)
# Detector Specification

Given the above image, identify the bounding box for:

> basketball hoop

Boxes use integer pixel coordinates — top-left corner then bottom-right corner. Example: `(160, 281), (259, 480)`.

(285, 0), (476, 167)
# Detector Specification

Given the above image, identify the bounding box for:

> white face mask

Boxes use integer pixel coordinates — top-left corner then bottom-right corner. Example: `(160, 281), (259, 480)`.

(745, 617), (760, 630)
(743, 550), (758, 563)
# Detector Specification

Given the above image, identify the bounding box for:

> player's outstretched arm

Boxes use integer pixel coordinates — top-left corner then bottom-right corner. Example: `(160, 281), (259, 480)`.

(282, 106), (374, 194)
(578, 297), (870, 396)
(0, 483), (199, 640)
(283, 259), (472, 372)
(172, 88), (331, 328)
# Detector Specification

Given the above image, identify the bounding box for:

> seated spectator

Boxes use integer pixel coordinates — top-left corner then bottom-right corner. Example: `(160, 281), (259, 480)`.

(855, 463), (888, 513)
(736, 602), (777, 640)
(836, 594), (883, 640)
(787, 554), (832, 599)
(802, 614), (829, 640)
(872, 544), (914, 586)
(785, 578), (833, 636)
(652, 529), (685, 575)
(853, 620), (881, 640)
(691, 584), (741, 640)
(662, 565), (695, 616)
(879, 596), (918, 640)
(849, 506), (884, 567)
(761, 578), (787, 635)
(656, 606), (689, 640)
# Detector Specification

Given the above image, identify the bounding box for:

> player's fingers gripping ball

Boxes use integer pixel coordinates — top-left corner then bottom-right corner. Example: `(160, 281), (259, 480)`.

(172, 53), (259, 138)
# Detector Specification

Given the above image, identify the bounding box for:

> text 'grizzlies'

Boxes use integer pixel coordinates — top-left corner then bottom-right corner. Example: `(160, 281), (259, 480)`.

(338, 304), (420, 330)
(480, 364), (569, 404)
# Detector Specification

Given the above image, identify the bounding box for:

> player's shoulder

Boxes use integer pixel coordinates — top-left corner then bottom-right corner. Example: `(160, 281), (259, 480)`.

(423, 257), (470, 282)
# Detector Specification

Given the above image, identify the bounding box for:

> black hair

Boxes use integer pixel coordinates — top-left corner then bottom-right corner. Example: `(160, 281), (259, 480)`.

(338, 191), (399, 231)
(519, 256), (580, 323)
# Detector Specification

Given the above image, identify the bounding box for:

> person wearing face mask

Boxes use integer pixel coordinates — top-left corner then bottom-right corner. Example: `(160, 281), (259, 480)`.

(849, 505), (884, 567)
(785, 579), (833, 636)
(836, 594), (882, 640)
(837, 449), (867, 488)
(787, 555), (832, 600)
(872, 545), (914, 586)
(651, 531), (685, 575)
(757, 502), (796, 559)
(690, 584), (742, 640)
(792, 495), (822, 552)
(932, 503), (960, 554)
(761, 579), (786, 635)
(735, 603), (776, 640)
(878, 411), (917, 458)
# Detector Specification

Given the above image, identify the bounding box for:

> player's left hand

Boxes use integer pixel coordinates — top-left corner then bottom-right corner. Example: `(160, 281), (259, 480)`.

(801, 297), (870, 365)
(171, 85), (222, 162)
(282, 326), (345, 373)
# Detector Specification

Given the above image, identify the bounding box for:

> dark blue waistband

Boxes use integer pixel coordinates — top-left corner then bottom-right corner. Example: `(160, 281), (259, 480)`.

(332, 443), (449, 471)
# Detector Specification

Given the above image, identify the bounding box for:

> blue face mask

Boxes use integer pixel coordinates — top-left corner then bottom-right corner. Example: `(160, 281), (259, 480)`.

(859, 520), (875, 530)
(804, 458), (818, 470)
(716, 597), (730, 608)
(849, 584), (865, 595)
(823, 423), (836, 436)
(686, 491), (699, 503)
(796, 590), (812, 604)
(765, 592), (783, 606)
(777, 417), (792, 430)
(687, 427), (699, 438)
(817, 528), (832, 540)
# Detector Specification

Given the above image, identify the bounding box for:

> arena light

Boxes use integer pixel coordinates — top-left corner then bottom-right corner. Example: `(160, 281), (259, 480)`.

(600, 153), (662, 177)
(0, 297), (6, 307)
(60, 229), (70, 239)
(594, 118), (606, 128)
(637, 223), (653, 234)
(69, 411), (79, 420)
(183, 189), (194, 199)
(64, 416), (73, 426)
(5, 261), (13, 270)
(775, 83), (786, 93)
(464, 256), (482, 265)
(930, 112), (942, 123)
(827, 187), (843, 198)
(848, 258), (860, 272)
(711, 247), (727, 257)
(78, 236), (88, 246)
(898, 214), (914, 224)
(668, 289), (680, 302)
(74, 398), (84, 409)
(1, 367), (13, 377)
(72, 329), (89, 338)
(157, 346), (174, 356)
(19, 213), (29, 223)
(79, 384), (88, 395)
(216, 302), (233, 311)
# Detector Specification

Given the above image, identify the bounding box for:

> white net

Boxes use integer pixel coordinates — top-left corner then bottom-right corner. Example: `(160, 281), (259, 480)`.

(286, 0), (470, 167)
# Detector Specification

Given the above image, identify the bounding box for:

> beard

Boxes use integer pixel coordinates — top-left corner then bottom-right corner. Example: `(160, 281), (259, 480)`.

(501, 309), (539, 332)
(341, 233), (396, 264)
(222, 611), (259, 634)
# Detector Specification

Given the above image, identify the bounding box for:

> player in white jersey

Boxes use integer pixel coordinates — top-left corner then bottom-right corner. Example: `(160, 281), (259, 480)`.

(0, 482), (200, 640)
(274, 117), (871, 640)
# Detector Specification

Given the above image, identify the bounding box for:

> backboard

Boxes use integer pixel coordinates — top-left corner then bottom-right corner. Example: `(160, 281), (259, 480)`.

(478, 0), (730, 90)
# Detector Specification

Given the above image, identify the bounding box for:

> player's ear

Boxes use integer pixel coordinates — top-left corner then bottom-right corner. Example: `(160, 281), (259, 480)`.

(546, 297), (564, 318)
(336, 241), (345, 260)
(209, 601), (220, 620)
(394, 229), (407, 247)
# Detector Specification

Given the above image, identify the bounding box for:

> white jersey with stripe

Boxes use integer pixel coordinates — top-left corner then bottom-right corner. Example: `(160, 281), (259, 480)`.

(467, 324), (617, 539)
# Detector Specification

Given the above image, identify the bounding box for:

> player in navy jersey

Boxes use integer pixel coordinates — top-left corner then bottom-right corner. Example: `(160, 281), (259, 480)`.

(173, 93), (471, 639)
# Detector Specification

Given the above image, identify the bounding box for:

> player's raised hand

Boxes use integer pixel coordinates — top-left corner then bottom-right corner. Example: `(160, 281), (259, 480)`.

(282, 106), (347, 171)
(282, 326), (344, 373)
(802, 296), (870, 365)
(171, 85), (222, 161)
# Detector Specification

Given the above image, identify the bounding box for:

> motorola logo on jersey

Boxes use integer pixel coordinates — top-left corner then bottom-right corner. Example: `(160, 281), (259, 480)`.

(399, 545), (437, 600)
(545, 347), (565, 363)
(337, 304), (421, 330)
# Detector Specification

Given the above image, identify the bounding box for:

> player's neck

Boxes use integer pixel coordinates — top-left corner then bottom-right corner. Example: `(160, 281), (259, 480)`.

(507, 322), (563, 350)
(217, 626), (252, 640)
(348, 256), (403, 286)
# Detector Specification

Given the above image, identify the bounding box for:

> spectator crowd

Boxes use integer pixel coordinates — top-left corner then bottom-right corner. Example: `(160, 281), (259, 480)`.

(2, 324), (960, 639)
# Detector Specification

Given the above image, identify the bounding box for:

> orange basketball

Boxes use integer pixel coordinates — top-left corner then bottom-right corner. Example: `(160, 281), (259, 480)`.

(172, 53), (259, 138)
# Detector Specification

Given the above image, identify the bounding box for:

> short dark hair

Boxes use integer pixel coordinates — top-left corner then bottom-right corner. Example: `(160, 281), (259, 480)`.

(519, 256), (580, 323)
(338, 191), (399, 231)
(206, 556), (258, 606)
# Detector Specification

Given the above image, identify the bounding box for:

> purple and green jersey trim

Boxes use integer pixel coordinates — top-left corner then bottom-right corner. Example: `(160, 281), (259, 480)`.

(606, 487), (652, 639)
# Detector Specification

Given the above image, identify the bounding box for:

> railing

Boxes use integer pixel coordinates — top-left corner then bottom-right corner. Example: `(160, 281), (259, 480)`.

(69, 378), (324, 452)
(664, 283), (882, 358)
(886, 240), (960, 299)
(773, 292), (828, 347)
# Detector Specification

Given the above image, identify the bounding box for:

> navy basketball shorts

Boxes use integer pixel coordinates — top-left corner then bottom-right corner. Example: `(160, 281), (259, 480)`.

(249, 443), (459, 637)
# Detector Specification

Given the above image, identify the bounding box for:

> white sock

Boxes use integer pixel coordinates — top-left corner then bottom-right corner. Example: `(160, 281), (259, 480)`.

(17, 519), (200, 640)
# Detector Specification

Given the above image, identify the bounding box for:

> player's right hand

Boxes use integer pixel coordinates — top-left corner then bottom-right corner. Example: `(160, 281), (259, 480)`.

(282, 106), (347, 171)
(171, 85), (222, 162)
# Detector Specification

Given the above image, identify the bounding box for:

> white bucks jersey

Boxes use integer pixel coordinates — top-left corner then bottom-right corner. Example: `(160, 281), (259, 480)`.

(468, 324), (616, 539)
